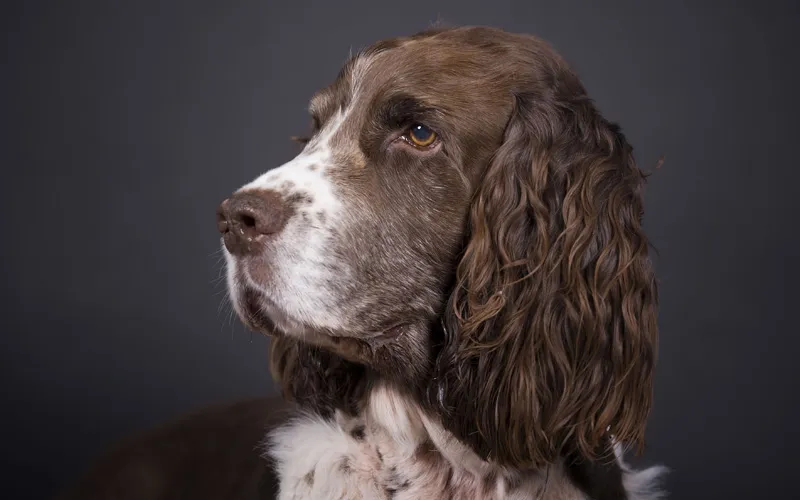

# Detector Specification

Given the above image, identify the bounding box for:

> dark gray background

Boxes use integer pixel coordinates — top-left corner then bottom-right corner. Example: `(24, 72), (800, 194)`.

(2, 0), (798, 498)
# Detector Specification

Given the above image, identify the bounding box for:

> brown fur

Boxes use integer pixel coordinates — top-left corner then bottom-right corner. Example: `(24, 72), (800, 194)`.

(64, 26), (662, 500)
(432, 54), (657, 468)
(265, 26), (658, 470)
(59, 398), (291, 500)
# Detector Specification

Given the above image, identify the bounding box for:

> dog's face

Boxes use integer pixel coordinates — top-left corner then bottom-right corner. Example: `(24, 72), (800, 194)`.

(219, 26), (659, 469)
(220, 29), (520, 372)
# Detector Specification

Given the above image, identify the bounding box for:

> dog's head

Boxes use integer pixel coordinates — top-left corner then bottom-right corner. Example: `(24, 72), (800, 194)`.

(218, 26), (658, 469)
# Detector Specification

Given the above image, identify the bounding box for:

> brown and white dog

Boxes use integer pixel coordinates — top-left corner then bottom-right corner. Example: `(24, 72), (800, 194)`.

(64, 26), (667, 500)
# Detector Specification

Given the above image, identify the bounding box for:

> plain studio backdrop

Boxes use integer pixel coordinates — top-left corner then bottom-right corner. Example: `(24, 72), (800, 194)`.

(1, 0), (798, 498)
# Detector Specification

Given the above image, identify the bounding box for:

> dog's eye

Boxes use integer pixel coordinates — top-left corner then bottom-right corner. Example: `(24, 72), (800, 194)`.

(406, 124), (438, 148)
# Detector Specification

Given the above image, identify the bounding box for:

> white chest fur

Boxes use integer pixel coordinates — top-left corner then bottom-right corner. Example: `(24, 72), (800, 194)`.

(265, 385), (666, 500)
(265, 385), (589, 500)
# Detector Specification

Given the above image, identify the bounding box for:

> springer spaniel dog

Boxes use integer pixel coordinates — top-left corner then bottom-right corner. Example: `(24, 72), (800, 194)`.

(63, 26), (667, 500)
(216, 26), (666, 500)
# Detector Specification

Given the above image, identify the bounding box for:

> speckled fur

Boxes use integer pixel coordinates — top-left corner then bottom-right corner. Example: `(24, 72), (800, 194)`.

(266, 385), (666, 500)
(217, 25), (670, 500)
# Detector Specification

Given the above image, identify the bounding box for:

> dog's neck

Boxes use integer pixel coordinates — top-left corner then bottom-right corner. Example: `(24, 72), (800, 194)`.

(266, 381), (585, 500)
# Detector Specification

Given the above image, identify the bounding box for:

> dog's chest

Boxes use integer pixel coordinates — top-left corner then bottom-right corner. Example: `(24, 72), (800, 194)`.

(266, 412), (411, 500)
(264, 392), (585, 500)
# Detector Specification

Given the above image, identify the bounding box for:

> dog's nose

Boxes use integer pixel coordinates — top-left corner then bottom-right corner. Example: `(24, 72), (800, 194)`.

(216, 190), (287, 256)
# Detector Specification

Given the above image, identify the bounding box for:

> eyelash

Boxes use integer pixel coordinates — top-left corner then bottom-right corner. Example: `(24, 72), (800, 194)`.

(290, 117), (322, 145)
(291, 135), (311, 145)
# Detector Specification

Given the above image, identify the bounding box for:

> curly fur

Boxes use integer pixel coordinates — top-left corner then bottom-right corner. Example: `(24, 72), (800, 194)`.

(432, 85), (659, 468)
(219, 26), (667, 499)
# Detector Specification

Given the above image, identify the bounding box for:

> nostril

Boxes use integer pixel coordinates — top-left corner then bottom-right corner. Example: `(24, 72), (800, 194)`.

(238, 213), (257, 229)
(232, 206), (262, 234)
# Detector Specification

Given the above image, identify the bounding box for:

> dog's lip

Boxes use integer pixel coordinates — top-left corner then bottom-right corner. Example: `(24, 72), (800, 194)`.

(238, 286), (278, 333)
(236, 285), (310, 337)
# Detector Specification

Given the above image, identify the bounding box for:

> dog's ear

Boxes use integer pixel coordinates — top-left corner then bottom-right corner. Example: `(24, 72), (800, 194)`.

(269, 336), (367, 418)
(431, 67), (659, 469)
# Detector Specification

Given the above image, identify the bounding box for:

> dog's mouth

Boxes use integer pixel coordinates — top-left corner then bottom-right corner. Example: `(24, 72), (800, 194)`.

(237, 286), (276, 333)
(231, 277), (427, 368)
(234, 284), (315, 339)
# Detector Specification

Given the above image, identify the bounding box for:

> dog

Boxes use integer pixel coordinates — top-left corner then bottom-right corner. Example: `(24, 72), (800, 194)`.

(63, 26), (667, 500)
(216, 25), (667, 499)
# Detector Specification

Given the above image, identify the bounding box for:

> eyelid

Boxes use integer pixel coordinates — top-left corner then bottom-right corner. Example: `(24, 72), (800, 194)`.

(291, 136), (311, 145)
(399, 135), (439, 149)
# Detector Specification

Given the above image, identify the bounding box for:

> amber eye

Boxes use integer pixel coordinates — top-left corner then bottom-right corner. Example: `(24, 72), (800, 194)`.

(406, 124), (438, 148)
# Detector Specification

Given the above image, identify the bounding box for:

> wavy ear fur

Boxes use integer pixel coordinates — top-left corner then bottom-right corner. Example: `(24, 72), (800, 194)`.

(432, 72), (659, 469)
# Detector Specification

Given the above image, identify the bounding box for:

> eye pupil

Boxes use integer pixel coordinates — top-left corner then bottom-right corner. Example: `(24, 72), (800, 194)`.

(408, 124), (437, 147)
(413, 125), (431, 140)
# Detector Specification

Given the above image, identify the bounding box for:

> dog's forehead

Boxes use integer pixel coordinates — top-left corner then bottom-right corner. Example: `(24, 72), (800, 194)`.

(310, 30), (525, 121)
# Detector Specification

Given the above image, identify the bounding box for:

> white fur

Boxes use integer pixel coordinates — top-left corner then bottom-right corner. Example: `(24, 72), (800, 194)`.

(223, 56), (376, 335)
(267, 412), (386, 500)
(614, 442), (670, 500)
(223, 247), (241, 315)
(224, 112), (351, 333)
(266, 386), (669, 499)
(252, 109), (346, 325)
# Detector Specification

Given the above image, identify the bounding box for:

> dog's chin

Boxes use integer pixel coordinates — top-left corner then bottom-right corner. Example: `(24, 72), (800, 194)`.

(232, 286), (307, 338)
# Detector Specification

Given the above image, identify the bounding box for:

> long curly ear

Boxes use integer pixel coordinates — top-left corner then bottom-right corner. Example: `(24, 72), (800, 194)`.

(431, 76), (659, 469)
